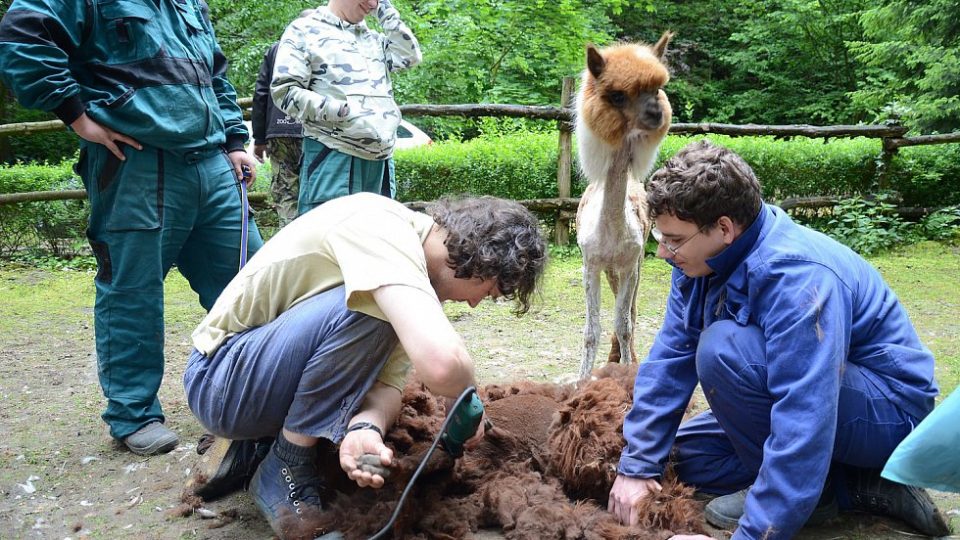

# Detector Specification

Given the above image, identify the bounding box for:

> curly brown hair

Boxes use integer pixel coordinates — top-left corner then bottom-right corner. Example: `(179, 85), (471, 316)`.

(427, 196), (547, 315)
(647, 140), (762, 228)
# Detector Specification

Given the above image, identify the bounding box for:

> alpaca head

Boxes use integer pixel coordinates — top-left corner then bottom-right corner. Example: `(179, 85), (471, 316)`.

(579, 32), (673, 147)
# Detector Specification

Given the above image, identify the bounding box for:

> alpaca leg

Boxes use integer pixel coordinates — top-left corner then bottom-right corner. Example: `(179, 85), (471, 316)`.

(580, 265), (602, 381)
(604, 269), (622, 363)
(612, 264), (639, 365)
(626, 257), (642, 363)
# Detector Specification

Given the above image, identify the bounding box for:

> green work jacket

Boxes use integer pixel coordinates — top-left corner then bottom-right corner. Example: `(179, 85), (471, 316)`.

(0, 0), (247, 151)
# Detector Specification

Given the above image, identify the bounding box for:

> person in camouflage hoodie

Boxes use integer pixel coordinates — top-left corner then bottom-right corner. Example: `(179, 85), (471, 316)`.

(271, 0), (421, 214)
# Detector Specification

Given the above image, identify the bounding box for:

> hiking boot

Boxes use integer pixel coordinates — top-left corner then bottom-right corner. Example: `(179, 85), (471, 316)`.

(705, 485), (838, 530)
(191, 436), (272, 501)
(845, 467), (951, 537)
(196, 433), (216, 455)
(123, 422), (179, 456)
(249, 438), (331, 540)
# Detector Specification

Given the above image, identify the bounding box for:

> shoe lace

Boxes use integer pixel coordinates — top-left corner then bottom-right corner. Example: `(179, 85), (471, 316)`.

(286, 463), (324, 506)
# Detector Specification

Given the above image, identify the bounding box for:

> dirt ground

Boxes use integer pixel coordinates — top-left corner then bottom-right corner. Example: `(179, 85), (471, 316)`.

(1, 259), (959, 540)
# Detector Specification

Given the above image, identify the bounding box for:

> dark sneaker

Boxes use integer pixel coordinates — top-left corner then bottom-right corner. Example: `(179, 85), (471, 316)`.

(249, 443), (330, 539)
(123, 422), (179, 456)
(705, 485), (838, 530)
(846, 467), (951, 537)
(190, 436), (272, 501)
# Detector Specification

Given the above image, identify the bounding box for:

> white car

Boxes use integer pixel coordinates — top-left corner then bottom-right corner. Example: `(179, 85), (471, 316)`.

(244, 119), (432, 152)
(395, 119), (433, 150)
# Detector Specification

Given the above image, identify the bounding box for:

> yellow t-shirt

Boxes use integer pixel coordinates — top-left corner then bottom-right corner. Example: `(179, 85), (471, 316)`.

(191, 193), (438, 390)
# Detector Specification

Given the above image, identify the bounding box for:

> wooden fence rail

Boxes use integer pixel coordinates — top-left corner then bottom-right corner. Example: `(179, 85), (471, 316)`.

(0, 189), (935, 223)
(3, 92), (959, 244)
(1, 106), (920, 141)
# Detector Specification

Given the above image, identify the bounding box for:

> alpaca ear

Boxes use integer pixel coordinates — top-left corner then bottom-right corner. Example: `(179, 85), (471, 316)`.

(586, 44), (605, 79)
(652, 31), (674, 61)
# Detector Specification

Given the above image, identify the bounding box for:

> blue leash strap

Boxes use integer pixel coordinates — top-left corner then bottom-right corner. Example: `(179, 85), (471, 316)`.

(239, 167), (250, 270)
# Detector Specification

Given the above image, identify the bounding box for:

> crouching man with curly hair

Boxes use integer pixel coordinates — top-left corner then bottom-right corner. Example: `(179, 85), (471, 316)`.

(183, 193), (547, 539)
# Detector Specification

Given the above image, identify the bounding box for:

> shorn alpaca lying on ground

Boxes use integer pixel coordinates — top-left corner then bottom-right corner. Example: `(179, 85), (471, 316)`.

(575, 32), (673, 380)
(177, 364), (705, 539)
(312, 363), (704, 539)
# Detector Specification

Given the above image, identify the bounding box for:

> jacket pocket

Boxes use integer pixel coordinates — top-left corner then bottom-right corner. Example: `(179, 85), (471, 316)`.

(97, 0), (161, 63)
(720, 290), (751, 325)
(171, 0), (205, 33)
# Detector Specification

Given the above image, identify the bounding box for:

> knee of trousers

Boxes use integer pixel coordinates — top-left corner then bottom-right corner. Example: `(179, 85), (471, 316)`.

(695, 320), (766, 392)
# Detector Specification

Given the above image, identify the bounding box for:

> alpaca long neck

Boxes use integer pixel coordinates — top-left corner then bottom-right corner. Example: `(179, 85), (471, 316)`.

(601, 159), (630, 214)
(599, 140), (635, 216)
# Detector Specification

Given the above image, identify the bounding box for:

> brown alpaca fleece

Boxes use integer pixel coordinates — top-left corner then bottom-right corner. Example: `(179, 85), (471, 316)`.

(547, 376), (632, 501)
(591, 358), (643, 395)
(482, 379), (574, 404)
(198, 368), (704, 539)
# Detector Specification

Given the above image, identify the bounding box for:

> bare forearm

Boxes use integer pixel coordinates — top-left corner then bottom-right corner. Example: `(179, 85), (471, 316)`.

(349, 382), (402, 432)
(372, 285), (478, 398)
(417, 339), (477, 397)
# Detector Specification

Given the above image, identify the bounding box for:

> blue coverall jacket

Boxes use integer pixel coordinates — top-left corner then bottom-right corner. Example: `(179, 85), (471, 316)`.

(620, 203), (939, 539)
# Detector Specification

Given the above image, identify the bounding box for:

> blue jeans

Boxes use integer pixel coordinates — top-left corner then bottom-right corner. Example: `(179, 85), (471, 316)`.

(672, 320), (917, 494)
(183, 285), (398, 442)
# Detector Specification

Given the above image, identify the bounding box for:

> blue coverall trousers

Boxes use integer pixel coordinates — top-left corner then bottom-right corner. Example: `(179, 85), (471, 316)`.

(80, 141), (263, 439)
(672, 320), (918, 495)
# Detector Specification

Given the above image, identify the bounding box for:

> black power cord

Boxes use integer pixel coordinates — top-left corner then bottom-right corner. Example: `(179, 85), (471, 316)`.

(365, 385), (478, 540)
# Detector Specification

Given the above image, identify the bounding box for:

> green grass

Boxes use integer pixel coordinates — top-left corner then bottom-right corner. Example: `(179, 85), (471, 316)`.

(869, 242), (960, 396)
(1, 240), (957, 396)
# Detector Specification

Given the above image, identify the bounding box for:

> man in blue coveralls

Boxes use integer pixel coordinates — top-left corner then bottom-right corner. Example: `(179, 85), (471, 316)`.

(607, 141), (951, 539)
(0, 0), (262, 455)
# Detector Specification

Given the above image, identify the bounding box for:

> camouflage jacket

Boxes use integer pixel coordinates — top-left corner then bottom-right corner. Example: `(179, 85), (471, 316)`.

(271, 1), (421, 160)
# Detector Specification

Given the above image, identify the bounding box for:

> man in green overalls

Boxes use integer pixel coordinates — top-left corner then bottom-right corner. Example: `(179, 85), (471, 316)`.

(0, 0), (263, 455)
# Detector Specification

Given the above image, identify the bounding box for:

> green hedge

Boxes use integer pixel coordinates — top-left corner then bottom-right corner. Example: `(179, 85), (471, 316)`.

(4, 134), (956, 206)
(395, 134), (960, 208)
(1, 134), (958, 256)
(0, 159), (77, 193)
(0, 160), (86, 257)
(396, 133), (562, 201)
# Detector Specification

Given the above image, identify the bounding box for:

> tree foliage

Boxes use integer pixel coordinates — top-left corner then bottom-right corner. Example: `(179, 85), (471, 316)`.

(848, 0), (960, 133)
(619, 0), (871, 125)
(2, 0), (959, 164)
(206, 0), (315, 93)
(394, 0), (641, 106)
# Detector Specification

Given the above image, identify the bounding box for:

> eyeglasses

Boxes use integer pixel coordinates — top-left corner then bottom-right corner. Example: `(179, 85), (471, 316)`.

(651, 224), (707, 256)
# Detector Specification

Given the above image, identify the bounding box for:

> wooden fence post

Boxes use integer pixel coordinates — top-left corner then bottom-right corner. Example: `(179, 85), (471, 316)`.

(877, 119), (903, 191)
(555, 76), (575, 246)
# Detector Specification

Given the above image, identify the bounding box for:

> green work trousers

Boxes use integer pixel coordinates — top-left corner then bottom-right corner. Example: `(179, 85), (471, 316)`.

(78, 141), (263, 440)
(297, 137), (396, 215)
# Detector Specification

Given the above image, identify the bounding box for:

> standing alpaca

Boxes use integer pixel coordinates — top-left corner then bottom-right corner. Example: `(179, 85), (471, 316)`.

(575, 32), (673, 380)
